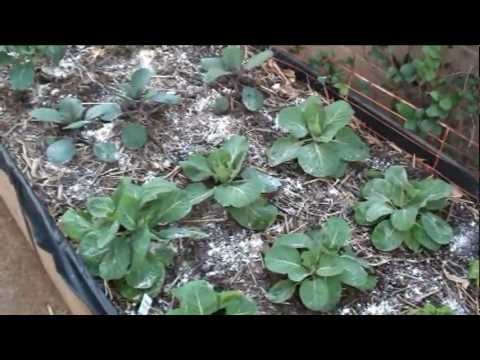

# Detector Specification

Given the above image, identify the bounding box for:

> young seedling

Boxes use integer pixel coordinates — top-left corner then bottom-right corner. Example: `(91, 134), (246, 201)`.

(30, 97), (122, 164)
(268, 96), (369, 178)
(120, 67), (181, 105)
(180, 135), (280, 231)
(264, 217), (376, 312)
(166, 280), (257, 315)
(354, 165), (453, 252)
(60, 177), (208, 301)
(468, 259), (479, 287)
(0, 45), (66, 90)
(200, 46), (272, 111)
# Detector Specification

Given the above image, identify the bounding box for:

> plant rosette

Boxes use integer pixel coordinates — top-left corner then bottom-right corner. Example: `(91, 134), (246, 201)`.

(180, 135), (280, 231)
(354, 165), (453, 252)
(264, 217), (376, 312)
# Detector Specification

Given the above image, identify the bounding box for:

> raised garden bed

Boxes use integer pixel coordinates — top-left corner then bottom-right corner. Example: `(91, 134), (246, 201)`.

(0, 45), (478, 315)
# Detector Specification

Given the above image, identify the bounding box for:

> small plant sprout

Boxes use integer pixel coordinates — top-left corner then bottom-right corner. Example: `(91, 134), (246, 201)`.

(268, 96), (369, 178)
(468, 259), (479, 287)
(354, 165), (453, 252)
(180, 135), (280, 231)
(0, 45), (66, 90)
(120, 67), (181, 105)
(60, 177), (208, 301)
(264, 217), (376, 312)
(30, 97), (122, 164)
(166, 280), (257, 315)
(409, 303), (454, 315)
(200, 46), (273, 84)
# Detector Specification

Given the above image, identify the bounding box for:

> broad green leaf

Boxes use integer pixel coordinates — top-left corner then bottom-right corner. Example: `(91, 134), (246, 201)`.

(212, 96), (230, 114)
(86, 196), (115, 218)
(361, 178), (392, 202)
(264, 245), (303, 276)
(419, 118), (443, 136)
(99, 238), (131, 280)
(242, 86), (264, 112)
(0, 51), (13, 65)
(46, 138), (76, 164)
(222, 135), (248, 181)
(129, 226), (151, 268)
(222, 45), (244, 71)
(10, 62), (34, 90)
(277, 106), (308, 139)
(303, 99), (326, 141)
(30, 108), (64, 124)
(141, 178), (179, 205)
(301, 250), (317, 270)
(93, 142), (118, 163)
(156, 227), (208, 240)
(420, 212), (452, 245)
(355, 274), (378, 291)
(323, 276), (343, 310)
(112, 179), (142, 230)
(151, 244), (176, 266)
(221, 293), (257, 315)
(130, 68), (152, 95)
(403, 230), (421, 253)
(171, 280), (219, 315)
(412, 224), (441, 251)
(267, 280), (297, 303)
(126, 256), (164, 290)
(207, 149), (232, 184)
(385, 165), (409, 188)
(241, 167), (281, 193)
(319, 217), (351, 250)
(287, 265), (311, 282)
(316, 254), (345, 277)
(145, 91), (181, 105)
(395, 102), (416, 119)
(299, 277), (329, 311)
(60, 209), (92, 241)
(214, 179), (262, 208)
(365, 202), (394, 222)
(95, 221), (120, 248)
(58, 97), (84, 122)
(338, 257), (368, 289)
(200, 57), (224, 71)
(244, 49), (273, 70)
(204, 68), (231, 84)
(354, 201), (375, 226)
(38, 45), (65, 64)
(319, 100), (354, 142)
(409, 178), (451, 208)
(85, 103), (121, 122)
(399, 63), (416, 82)
(180, 154), (214, 182)
(391, 207), (418, 231)
(183, 183), (215, 206)
(122, 122), (148, 150)
(79, 231), (110, 276)
(267, 136), (303, 166)
(390, 184), (407, 208)
(227, 198), (278, 231)
(332, 127), (369, 162)
(146, 190), (192, 225)
(297, 143), (342, 177)
(371, 220), (406, 251)
(274, 233), (312, 249)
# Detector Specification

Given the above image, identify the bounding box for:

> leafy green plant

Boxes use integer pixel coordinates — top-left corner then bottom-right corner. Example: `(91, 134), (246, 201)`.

(211, 95), (230, 114)
(0, 45), (66, 90)
(166, 280), (257, 315)
(267, 96), (369, 178)
(120, 67), (181, 105)
(308, 50), (350, 96)
(395, 102), (442, 137)
(200, 46), (273, 84)
(30, 97), (122, 164)
(61, 177), (208, 301)
(180, 135), (280, 230)
(354, 165), (453, 252)
(199, 46), (272, 112)
(264, 217), (376, 312)
(409, 303), (454, 315)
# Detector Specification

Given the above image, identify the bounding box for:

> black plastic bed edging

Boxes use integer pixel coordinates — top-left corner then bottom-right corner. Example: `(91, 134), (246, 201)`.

(0, 145), (117, 315)
(267, 46), (479, 200)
